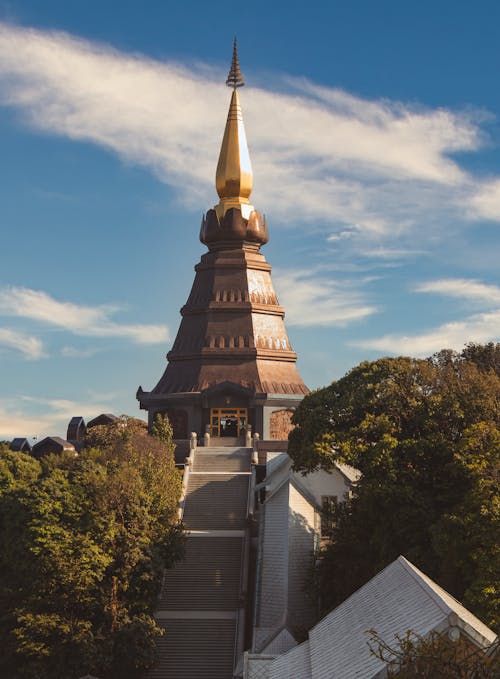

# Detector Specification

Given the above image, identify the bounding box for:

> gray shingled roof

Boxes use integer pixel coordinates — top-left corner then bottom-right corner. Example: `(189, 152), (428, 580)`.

(266, 452), (289, 476)
(270, 640), (312, 679)
(266, 555), (497, 679)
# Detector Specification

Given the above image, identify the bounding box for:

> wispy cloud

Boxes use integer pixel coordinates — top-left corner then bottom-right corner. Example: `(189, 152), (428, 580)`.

(415, 278), (500, 306)
(0, 286), (168, 345)
(274, 269), (377, 327)
(0, 393), (122, 439)
(353, 277), (500, 356)
(468, 179), (500, 221)
(361, 247), (427, 260)
(0, 22), (495, 242)
(0, 327), (46, 359)
(352, 311), (500, 357)
(327, 229), (356, 242)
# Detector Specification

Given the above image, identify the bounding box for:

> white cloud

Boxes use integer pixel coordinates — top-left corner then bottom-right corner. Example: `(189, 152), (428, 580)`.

(468, 179), (500, 221)
(353, 276), (500, 356)
(0, 286), (168, 345)
(327, 229), (357, 242)
(0, 327), (46, 359)
(361, 247), (427, 260)
(0, 22), (494, 239)
(274, 269), (377, 327)
(255, 77), (476, 185)
(0, 393), (123, 439)
(415, 278), (500, 305)
(351, 310), (500, 357)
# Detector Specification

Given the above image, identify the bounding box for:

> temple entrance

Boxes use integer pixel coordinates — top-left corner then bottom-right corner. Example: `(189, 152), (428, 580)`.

(210, 408), (247, 437)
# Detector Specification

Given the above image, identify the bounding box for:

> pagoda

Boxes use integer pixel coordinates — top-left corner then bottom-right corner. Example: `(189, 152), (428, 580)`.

(137, 41), (308, 441)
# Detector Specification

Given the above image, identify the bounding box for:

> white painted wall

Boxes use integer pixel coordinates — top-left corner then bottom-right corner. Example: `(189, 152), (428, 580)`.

(288, 484), (317, 632)
(257, 482), (289, 630)
(294, 467), (351, 505)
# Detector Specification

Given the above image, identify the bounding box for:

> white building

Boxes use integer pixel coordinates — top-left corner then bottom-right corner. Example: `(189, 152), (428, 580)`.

(250, 452), (360, 658)
(245, 554), (498, 678)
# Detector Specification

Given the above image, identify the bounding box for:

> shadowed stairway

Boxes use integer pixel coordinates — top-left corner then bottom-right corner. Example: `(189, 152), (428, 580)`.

(148, 446), (252, 679)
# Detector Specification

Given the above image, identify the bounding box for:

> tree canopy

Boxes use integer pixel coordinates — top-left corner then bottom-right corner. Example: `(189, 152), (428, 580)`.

(369, 629), (499, 678)
(0, 415), (183, 679)
(289, 344), (500, 632)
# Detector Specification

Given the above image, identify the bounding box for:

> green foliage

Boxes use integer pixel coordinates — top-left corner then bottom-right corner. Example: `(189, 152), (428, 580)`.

(83, 414), (148, 450)
(151, 412), (174, 447)
(289, 345), (500, 631)
(368, 629), (499, 678)
(0, 419), (183, 679)
(431, 421), (500, 630)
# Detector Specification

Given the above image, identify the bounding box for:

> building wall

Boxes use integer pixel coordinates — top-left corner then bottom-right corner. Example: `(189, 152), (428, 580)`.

(252, 456), (355, 655)
(295, 468), (351, 506)
(287, 484), (318, 635)
(269, 409), (294, 440)
(256, 482), (289, 632)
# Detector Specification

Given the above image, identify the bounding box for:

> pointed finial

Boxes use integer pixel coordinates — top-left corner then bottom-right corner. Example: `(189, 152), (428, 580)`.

(226, 38), (245, 89)
(213, 39), (253, 221)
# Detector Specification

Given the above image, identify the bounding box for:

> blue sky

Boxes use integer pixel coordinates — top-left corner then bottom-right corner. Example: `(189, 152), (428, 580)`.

(2, 0), (500, 439)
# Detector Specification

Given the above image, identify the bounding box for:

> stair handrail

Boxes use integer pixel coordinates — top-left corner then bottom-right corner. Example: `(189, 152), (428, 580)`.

(234, 530), (250, 675)
(247, 458), (256, 519)
(177, 432), (197, 521)
(233, 448), (255, 676)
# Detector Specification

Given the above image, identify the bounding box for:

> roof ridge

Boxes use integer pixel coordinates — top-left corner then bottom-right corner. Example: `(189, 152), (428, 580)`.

(397, 556), (497, 644)
(263, 473), (289, 504)
(259, 624), (297, 652)
(397, 555), (456, 617)
(290, 473), (321, 509)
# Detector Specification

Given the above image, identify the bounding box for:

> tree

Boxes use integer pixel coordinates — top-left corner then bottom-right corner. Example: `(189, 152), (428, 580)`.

(289, 348), (500, 630)
(461, 341), (500, 375)
(0, 417), (183, 679)
(431, 421), (500, 630)
(368, 629), (499, 678)
(151, 412), (174, 446)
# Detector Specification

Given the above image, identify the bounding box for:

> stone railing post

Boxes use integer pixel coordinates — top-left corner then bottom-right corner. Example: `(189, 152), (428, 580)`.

(190, 431), (197, 451)
(252, 433), (260, 465)
(245, 424), (252, 448)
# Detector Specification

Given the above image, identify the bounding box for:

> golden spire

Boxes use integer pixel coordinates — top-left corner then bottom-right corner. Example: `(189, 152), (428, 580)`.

(215, 39), (254, 220)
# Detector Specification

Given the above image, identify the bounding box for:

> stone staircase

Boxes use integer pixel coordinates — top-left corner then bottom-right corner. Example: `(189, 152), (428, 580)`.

(150, 446), (252, 679)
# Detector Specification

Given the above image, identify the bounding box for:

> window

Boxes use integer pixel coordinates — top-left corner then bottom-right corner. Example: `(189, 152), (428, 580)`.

(321, 495), (337, 538)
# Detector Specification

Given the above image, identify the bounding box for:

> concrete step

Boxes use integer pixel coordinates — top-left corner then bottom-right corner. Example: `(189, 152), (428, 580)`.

(158, 536), (243, 611)
(208, 436), (243, 447)
(197, 446), (250, 451)
(184, 473), (249, 530)
(148, 618), (236, 679)
(194, 447), (252, 472)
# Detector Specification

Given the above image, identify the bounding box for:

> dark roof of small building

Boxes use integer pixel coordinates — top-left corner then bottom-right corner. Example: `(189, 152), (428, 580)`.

(67, 416), (85, 429)
(10, 437), (32, 452)
(87, 413), (118, 428)
(32, 437), (76, 457)
(67, 416), (86, 442)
